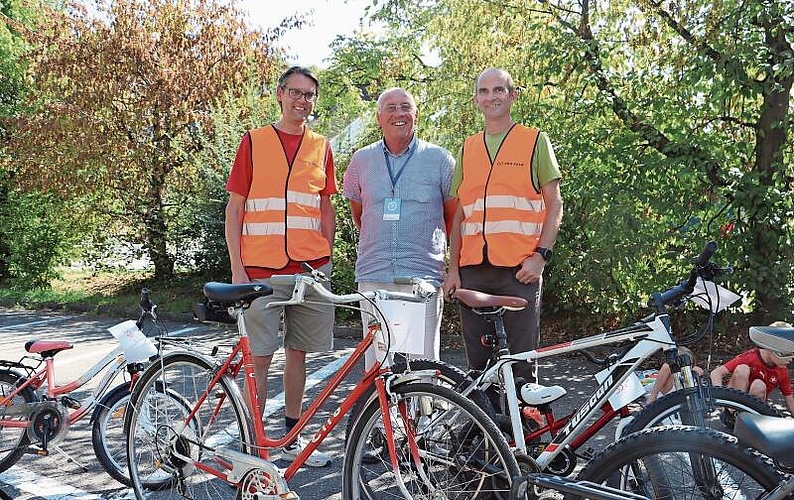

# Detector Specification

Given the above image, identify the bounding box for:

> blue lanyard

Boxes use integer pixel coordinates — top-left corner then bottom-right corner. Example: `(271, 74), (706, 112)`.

(384, 143), (416, 190)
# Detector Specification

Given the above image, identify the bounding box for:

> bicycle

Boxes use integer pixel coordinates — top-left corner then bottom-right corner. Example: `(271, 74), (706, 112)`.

(124, 269), (520, 499)
(532, 323), (794, 500)
(0, 288), (160, 485)
(366, 242), (779, 477)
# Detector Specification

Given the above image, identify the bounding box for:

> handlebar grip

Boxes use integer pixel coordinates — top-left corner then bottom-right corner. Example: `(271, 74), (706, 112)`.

(695, 241), (717, 266)
(269, 275), (298, 286)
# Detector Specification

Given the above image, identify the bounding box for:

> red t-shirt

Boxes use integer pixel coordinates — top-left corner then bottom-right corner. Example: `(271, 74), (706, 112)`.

(226, 128), (338, 278)
(724, 348), (793, 397)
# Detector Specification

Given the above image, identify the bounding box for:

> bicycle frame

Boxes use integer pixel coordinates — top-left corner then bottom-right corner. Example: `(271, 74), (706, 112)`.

(465, 312), (690, 470)
(163, 276), (437, 491)
(0, 346), (132, 426)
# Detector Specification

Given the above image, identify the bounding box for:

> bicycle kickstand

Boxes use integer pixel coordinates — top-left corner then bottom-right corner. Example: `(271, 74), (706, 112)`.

(48, 444), (90, 472)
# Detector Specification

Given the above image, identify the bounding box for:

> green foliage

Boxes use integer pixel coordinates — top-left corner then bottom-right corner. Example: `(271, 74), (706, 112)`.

(0, 187), (79, 288)
(325, 0), (793, 323)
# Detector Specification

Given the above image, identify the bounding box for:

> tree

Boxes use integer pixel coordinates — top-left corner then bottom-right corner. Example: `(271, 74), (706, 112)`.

(4, 0), (283, 280)
(328, 0), (793, 321)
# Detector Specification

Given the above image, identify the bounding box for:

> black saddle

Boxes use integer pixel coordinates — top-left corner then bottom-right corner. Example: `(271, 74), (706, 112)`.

(203, 282), (273, 304)
(735, 412), (794, 468)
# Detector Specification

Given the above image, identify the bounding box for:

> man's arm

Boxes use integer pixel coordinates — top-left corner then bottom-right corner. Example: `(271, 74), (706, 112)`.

(349, 200), (362, 231)
(442, 202), (464, 298)
(320, 194), (336, 252)
(516, 178), (563, 284)
(225, 192), (249, 284)
(443, 198), (458, 237)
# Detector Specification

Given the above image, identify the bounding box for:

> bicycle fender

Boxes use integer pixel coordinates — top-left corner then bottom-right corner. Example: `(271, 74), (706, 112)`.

(90, 383), (130, 424)
(388, 369), (441, 388)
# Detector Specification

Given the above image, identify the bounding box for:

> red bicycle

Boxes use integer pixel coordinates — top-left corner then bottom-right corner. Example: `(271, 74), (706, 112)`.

(124, 269), (520, 499)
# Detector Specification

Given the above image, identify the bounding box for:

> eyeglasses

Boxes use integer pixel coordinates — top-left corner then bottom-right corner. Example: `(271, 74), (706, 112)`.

(284, 87), (317, 103)
(381, 103), (414, 114)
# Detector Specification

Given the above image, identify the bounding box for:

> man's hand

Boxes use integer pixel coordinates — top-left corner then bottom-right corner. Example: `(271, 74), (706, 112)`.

(515, 254), (545, 284)
(231, 263), (250, 284)
(442, 270), (461, 301)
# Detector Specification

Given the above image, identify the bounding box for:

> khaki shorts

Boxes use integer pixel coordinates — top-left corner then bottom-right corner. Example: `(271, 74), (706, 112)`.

(243, 262), (334, 356)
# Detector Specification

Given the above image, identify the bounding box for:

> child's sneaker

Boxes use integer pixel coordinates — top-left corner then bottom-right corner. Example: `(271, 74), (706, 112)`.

(281, 436), (331, 468)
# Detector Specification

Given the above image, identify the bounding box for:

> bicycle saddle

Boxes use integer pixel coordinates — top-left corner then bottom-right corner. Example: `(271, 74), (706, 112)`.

(203, 282), (274, 304)
(749, 326), (794, 357)
(734, 412), (794, 468)
(24, 340), (73, 357)
(453, 289), (528, 311)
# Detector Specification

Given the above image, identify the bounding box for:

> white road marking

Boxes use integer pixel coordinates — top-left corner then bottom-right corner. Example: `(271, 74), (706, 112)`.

(0, 465), (102, 499)
(0, 348), (354, 499)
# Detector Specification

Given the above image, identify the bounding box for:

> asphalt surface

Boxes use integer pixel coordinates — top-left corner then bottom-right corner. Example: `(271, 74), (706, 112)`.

(0, 306), (788, 500)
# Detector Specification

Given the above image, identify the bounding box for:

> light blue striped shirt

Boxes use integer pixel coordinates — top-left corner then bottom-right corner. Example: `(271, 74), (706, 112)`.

(343, 136), (455, 285)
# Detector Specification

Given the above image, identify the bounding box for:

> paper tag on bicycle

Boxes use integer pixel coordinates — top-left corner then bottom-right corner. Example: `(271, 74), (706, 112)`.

(595, 368), (646, 410)
(689, 280), (741, 312)
(374, 298), (426, 355)
(108, 320), (157, 363)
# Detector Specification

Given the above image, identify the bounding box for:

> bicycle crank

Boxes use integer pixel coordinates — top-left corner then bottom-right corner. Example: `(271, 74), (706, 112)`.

(214, 447), (295, 499)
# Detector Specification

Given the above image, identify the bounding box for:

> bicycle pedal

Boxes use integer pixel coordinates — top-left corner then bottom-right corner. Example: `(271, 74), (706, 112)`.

(27, 447), (48, 456)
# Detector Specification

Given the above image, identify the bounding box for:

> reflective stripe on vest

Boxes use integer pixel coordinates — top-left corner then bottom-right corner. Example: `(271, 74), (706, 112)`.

(458, 124), (544, 267)
(240, 125), (330, 269)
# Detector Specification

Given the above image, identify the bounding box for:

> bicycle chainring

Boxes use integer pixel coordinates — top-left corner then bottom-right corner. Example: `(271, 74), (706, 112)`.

(239, 468), (281, 500)
(27, 404), (70, 445)
(545, 446), (577, 476)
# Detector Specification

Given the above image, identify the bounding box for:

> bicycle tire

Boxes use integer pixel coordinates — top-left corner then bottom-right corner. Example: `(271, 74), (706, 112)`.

(344, 359), (492, 439)
(343, 381), (521, 499)
(0, 370), (36, 473)
(92, 384), (132, 485)
(621, 386), (780, 437)
(566, 426), (783, 500)
(126, 352), (253, 498)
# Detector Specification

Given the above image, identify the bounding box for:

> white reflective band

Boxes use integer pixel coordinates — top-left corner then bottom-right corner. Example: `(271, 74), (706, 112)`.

(461, 222), (483, 236)
(245, 197), (286, 212)
(485, 195), (544, 212)
(461, 221), (543, 237)
(287, 190), (321, 208)
(243, 222), (286, 235)
(462, 196), (543, 217)
(485, 220), (543, 235)
(287, 216), (322, 231)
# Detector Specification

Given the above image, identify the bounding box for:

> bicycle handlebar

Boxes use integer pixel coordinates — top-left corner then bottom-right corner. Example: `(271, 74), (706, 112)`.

(266, 275), (434, 308)
(649, 241), (723, 311)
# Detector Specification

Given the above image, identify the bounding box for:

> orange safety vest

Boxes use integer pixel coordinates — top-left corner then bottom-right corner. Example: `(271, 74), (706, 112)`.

(458, 124), (545, 267)
(240, 125), (330, 269)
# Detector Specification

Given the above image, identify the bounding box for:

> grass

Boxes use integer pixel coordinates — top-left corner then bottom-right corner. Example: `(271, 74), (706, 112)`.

(0, 267), (209, 320)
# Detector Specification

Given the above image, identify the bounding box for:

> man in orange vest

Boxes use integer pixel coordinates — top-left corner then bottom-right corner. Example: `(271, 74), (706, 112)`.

(225, 66), (336, 467)
(443, 68), (563, 383)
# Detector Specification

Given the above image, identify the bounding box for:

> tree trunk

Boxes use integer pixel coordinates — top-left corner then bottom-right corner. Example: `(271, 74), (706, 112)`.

(143, 167), (174, 281)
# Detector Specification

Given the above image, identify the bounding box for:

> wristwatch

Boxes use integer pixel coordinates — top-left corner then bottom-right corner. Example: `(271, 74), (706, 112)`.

(535, 247), (553, 263)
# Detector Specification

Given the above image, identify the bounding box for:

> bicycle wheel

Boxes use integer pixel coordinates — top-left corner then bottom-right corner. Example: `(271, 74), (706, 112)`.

(0, 371), (35, 472)
(621, 386), (780, 437)
(92, 384), (132, 485)
(566, 426), (782, 500)
(126, 352), (254, 499)
(345, 359), (491, 439)
(343, 381), (520, 499)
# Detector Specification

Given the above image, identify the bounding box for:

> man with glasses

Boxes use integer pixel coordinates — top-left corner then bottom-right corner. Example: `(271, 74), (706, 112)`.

(225, 66), (335, 467)
(443, 67), (563, 384)
(343, 87), (456, 369)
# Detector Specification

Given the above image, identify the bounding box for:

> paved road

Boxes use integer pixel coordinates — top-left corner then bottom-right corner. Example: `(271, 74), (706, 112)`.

(5, 306), (776, 499)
